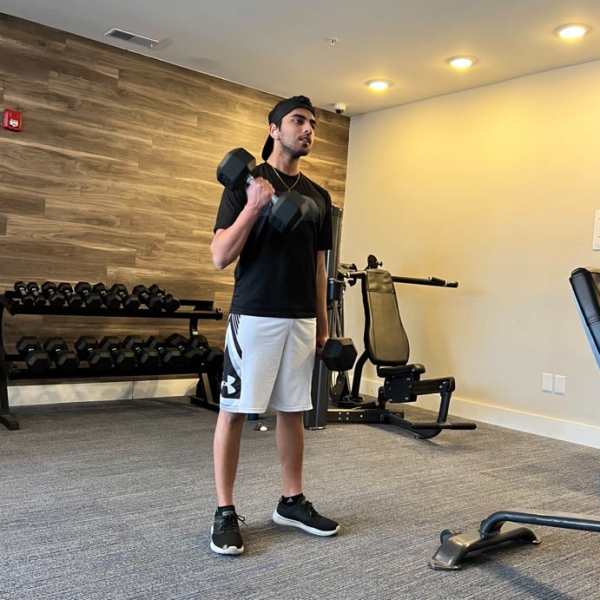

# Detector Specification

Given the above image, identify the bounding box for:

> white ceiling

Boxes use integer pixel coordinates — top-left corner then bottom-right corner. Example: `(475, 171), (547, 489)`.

(2, 0), (600, 115)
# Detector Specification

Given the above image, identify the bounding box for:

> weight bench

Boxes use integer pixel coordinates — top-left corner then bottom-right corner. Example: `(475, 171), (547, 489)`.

(429, 266), (600, 570)
(329, 265), (476, 439)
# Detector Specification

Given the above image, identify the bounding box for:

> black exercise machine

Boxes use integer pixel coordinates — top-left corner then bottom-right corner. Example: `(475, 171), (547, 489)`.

(306, 252), (476, 439)
(429, 266), (600, 570)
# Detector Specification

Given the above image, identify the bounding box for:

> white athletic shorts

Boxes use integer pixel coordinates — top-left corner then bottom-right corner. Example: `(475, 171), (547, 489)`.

(219, 314), (316, 414)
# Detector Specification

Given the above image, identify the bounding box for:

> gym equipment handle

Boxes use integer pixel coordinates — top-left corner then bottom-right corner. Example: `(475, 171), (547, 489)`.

(340, 271), (459, 288)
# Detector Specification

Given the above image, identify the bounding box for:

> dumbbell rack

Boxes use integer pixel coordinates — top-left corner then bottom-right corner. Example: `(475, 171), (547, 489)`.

(0, 291), (223, 430)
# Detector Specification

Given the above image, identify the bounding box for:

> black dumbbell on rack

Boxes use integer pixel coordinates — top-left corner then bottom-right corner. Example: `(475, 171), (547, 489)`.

(25, 282), (48, 308)
(74, 337), (113, 370)
(13, 281), (36, 308)
(57, 283), (84, 308)
(132, 285), (163, 312)
(43, 338), (79, 371)
(74, 282), (103, 310)
(99, 337), (136, 371)
(110, 285), (141, 312)
(16, 337), (51, 373)
(202, 346), (224, 373)
(187, 335), (222, 369)
(165, 334), (205, 368)
(123, 336), (160, 371)
(168, 333), (223, 373)
(41, 282), (66, 309)
(92, 283), (121, 310)
(148, 285), (180, 313)
(144, 336), (185, 369)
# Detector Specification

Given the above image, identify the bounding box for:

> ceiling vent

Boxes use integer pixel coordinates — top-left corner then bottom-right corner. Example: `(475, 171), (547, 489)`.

(104, 28), (160, 49)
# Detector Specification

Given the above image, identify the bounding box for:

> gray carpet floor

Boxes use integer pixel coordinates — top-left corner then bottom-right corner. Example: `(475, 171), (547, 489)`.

(1, 397), (599, 600)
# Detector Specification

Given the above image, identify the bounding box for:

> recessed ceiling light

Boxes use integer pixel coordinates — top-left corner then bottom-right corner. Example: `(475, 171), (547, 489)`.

(366, 79), (392, 91)
(447, 56), (478, 70)
(555, 23), (591, 40)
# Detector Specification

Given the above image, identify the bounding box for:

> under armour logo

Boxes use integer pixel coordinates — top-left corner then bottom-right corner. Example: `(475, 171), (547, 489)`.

(222, 375), (237, 396)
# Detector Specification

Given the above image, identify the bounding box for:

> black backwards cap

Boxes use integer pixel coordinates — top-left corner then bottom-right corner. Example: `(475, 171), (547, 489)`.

(261, 95), (316, 161)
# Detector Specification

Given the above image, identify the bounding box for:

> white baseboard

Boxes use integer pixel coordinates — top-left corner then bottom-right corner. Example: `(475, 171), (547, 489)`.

(361, 377), (600, 450)
(8, 378), (198, 407)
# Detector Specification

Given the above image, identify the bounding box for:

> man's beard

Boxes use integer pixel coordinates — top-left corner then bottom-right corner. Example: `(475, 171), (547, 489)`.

(281, 139), (311, 159)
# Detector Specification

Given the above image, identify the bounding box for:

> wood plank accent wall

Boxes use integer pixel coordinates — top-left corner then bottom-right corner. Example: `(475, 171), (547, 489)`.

(0, 14), (349, 354)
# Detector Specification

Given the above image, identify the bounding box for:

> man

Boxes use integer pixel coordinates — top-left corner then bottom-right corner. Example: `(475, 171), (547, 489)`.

(209, 95), (339, 555)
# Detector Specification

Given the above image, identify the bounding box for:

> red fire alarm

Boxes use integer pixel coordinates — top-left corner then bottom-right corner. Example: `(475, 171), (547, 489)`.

(2, 109), (23, 132)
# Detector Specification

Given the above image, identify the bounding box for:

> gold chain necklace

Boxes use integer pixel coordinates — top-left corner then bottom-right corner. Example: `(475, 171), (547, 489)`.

(269, 163), (302, 192)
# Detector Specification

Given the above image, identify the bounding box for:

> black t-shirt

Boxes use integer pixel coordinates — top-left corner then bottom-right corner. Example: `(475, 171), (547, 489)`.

(213, 162), (332, 318)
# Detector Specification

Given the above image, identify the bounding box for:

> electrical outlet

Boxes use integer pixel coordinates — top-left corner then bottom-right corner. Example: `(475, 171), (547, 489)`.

(554, 374), (566, 395)
(542, 372), (553, 393)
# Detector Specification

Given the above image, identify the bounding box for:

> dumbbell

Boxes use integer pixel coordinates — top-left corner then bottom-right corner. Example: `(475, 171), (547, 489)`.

(74, 337), (113, 370)
(189, 334), (209, 350)
(123, 336), (160, 370)
(16, 337), (51, 373)
(110, 284), (141, 312)
(148, 285), (180, 312)
(185, 335), (223, 373)
(57, 283), (84, 308)
(43, 338), (79, 371)
(321, 338), (357, 372)
(92, 283), (121, 310)
(144, 336), (185, 369)
(203, 346), (224, 374)
(25, 282), (48, 308)
(165, 333), (205, 368)
(13, 281), (35, 308)
(217, 148), (316, 234)
(41, 282), (66, 308)
(74, 282), (103, 310)
(132, 285), (163, 312)
(99, 337), (136, 371)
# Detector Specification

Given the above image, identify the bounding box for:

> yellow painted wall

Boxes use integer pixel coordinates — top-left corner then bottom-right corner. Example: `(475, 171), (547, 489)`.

(342, 60), (600, 431)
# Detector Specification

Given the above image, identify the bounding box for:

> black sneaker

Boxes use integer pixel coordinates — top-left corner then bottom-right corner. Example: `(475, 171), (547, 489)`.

(210, 507), (245, 555)
(272, 495), (340, 536)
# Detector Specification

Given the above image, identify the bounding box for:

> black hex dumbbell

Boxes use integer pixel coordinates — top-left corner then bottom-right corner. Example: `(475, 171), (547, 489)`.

(75, 336), (113, 370)
(132, 285), (163, 312)
(43, 338), (79, 371)
(148, 285), (180, 313)
(74, 282), (103, 310)
(99, 337), (136, 371)
(189, 334), (209, 350)
(13, 281), (36, 308)
(203, 346), (224, 373)
(123, 336), (160, 371)
(110, 284), (141, 312)
(217, 147), (316, 234)
(25, 282), (48, 308)
(321, 337), (357, 372)
(92, 283), (121, 310)
(184, 334), (223, 373)
(16, 337), (51, 373)
(41, 282), (66, 309)
(165, 334), (205, 369)
(144, 336), (185, 369)
(57, 283), (84, 308)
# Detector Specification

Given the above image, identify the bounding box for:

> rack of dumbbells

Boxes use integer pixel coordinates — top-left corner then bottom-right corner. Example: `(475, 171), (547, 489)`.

(0, 281), (224, 430)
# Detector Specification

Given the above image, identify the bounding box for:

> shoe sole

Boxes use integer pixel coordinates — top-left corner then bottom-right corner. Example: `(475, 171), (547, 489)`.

(210, 525), (244, 555)
(272, 510), (340, 536)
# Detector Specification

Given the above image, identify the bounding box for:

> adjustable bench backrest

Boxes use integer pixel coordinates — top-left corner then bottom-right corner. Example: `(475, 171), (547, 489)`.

(361, 269), (410, 366)
(570, 267), (600, 368)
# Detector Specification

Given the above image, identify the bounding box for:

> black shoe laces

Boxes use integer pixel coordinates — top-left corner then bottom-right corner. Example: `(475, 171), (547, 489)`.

(302, 500), (318, 518)
(219, 512), (246, 532)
